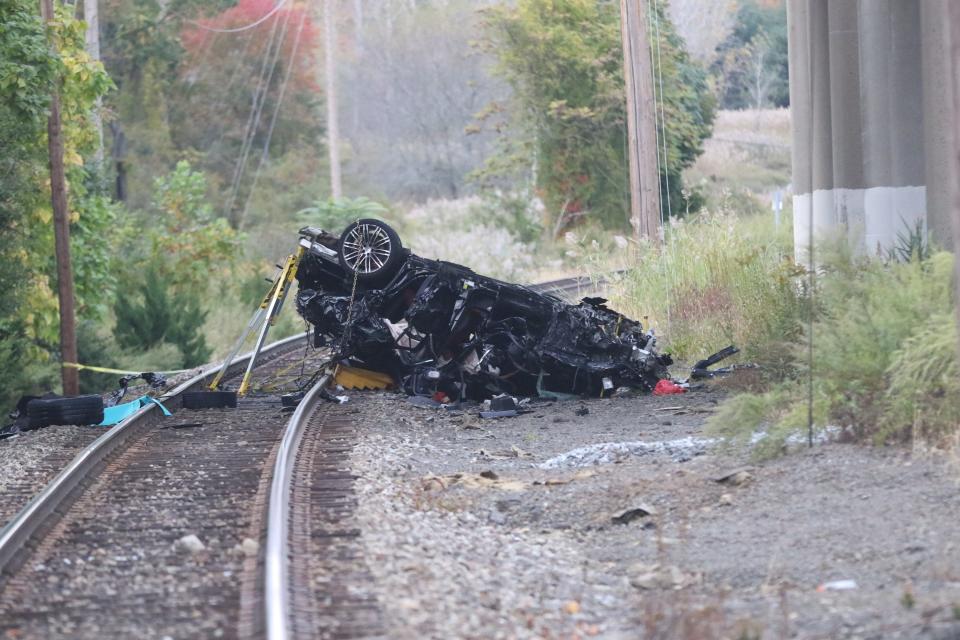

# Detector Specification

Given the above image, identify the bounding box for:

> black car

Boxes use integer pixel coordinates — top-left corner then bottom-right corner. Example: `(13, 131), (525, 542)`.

(294, 219), (673, 400)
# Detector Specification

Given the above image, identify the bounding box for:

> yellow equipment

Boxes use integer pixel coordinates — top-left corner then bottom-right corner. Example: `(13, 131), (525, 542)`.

(209, 245), (305, 396)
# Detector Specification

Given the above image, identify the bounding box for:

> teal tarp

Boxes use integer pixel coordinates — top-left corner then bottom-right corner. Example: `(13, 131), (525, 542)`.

(99, 395), (171, 426)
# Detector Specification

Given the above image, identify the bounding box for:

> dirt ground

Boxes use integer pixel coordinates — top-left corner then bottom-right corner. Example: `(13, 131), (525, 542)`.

(345, 386), (960, 640)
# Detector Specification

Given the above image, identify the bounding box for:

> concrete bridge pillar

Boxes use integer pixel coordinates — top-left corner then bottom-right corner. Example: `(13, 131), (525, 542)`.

(788, 0), (953, 260)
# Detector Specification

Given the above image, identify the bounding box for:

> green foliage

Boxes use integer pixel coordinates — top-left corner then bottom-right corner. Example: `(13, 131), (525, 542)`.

(108, 161), (237, 368)
(711, 0), (789, 109)
(592, 211), (803, 368)
(472, 191), (544, 244)
(0, 0), (112, 401)
(114, 267), (211, 367)
(882, 312), (960, 444)
(889, 219), (930, 263)
(480, 0), (714, 231)
(0, 0), (56, 122)
(146, 160), (240, 291)
(707, 249), (959, 456)
(296, 196), (389, 232)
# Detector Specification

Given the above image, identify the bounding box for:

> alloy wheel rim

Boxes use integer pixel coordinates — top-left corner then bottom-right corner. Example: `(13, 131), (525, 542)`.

(341, 224), (392, 274)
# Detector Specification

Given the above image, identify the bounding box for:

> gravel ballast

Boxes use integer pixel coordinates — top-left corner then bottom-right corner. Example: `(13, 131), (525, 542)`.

(347, 390), (960, 639)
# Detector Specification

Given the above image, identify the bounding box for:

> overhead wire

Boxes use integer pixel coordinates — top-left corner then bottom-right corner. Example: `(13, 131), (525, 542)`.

(651, 0), (672, 221)
(224, 12), (283, 217)
(204, 31), (259, 152)
(645, 0), (666, 228)
(225, 8), (294, 220)
(806, 3), (816, 447)
(188, 0), (291, 34)
(645, 0), (673, 337)
(238, 8), (308, 228)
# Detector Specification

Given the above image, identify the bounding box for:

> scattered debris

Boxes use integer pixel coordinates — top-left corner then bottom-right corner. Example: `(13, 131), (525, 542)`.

(713, 467), (754, 486)
(334, 364), (394, 390)
(280, 392), (303, 409)
(106, 372), (167, 407)
(480, 395), (519, 419)
(477, 445), (533, 460)
(101, 395), (171, 426)
(420, 472), (528, 492)
(628, 563), (701, 590)
(532, 469), (597, 486)
(718, 493), (734, 506)
(174, 534), (206, 554)
(817, 579), (858, 592)
(611, 503), (658, 524)
(240, 538), (260, 557)
(575, 405), (590, 417)
(562, 600), (581, 615)
(182, 390), (237, 410)
(540, 436), (716, 469)
(653, 379), (686, 396)
(160, 422), (204, 430)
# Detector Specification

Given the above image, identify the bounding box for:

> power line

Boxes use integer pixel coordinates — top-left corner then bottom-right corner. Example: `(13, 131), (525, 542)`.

(651, 0), (672, 220)
(238, 10), (308, 228)
(224, 9), (290, 219)
(189, 0), (291, 34)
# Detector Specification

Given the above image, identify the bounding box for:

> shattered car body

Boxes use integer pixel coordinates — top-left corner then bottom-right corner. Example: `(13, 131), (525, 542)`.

(294, 219), (673, 401)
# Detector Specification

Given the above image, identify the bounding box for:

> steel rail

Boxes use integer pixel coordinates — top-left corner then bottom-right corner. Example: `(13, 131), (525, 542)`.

(529, 269), (630, 297)
(263, 372), (331, 640)
(0, 331), (309, 576)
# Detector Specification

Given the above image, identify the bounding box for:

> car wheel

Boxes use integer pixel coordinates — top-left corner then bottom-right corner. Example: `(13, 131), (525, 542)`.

(26, 395), (105, 428)
(337, 219), (404, 282)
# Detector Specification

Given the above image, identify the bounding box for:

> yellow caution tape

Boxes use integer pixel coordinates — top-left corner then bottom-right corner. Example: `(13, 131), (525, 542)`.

(62, 362), (194, 376)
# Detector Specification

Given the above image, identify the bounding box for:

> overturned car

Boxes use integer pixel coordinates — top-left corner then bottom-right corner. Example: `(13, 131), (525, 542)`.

(294, 219), (674, 401)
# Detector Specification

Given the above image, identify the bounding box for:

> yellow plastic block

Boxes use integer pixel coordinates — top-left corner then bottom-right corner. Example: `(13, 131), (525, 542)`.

(334, 365), (395, 390)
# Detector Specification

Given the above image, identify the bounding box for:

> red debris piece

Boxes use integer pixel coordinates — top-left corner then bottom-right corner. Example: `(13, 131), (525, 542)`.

(432, 391), (450, 404)
(653, 379), (686, 396)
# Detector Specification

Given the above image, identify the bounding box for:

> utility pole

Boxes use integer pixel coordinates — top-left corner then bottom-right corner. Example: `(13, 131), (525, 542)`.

(84, 0), (103, 166)
(324, 0), (342, 198)
(620, 0), (661, 242)
(41, 0), (80, 395)
(949, 2), (960, 346)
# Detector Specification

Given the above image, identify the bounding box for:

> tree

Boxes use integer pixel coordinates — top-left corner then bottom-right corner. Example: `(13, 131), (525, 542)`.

(481, 0), (715, 232)
(178, 0), (324, 227)
(711, 0), (789, 110)
(341, 0), (506, 201)
(0, 0), (112, 403)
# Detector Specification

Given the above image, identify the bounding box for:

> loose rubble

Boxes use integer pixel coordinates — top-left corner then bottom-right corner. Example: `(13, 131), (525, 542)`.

(346, 389), (960, 639)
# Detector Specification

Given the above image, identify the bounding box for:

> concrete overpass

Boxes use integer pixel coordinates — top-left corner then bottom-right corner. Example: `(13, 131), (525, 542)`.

(787, 0), (954, 258)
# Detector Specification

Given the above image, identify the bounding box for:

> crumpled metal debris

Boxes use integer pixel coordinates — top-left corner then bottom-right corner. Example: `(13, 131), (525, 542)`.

(294, 222), (736, 402)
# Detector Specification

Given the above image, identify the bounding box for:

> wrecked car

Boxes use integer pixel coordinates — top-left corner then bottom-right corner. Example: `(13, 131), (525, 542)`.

(294, 219), (674, 401)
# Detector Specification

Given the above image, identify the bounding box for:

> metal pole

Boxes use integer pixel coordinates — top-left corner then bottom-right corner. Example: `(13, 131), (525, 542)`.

(42, 0), (80, 395)
(84, 0), (103, 166)
(948, 2), (960, 355)
(619, 0), (661, 242)
(324, 0), (342, 198)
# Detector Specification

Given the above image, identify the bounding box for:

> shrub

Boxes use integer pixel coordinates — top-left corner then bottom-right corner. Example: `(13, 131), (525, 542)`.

(596, 211), (803, 369)
(403, 198), (543, 282)
(707, 249), (959, 455)
(296, 197), (390, 233)
(114, 267), (211, 368)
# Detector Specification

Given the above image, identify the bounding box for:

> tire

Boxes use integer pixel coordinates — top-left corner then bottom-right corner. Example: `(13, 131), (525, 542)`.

(182, 391), (238, 410)
(26, 395), (104, 428)
(337, 219), (404, 283)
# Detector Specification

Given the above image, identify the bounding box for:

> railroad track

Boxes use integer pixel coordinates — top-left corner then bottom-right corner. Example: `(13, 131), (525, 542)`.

(529, 271), (623, 298)
(0, 273), (621, 639)
(0, 332), (328, 639)
(262, 375), (384, 640)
